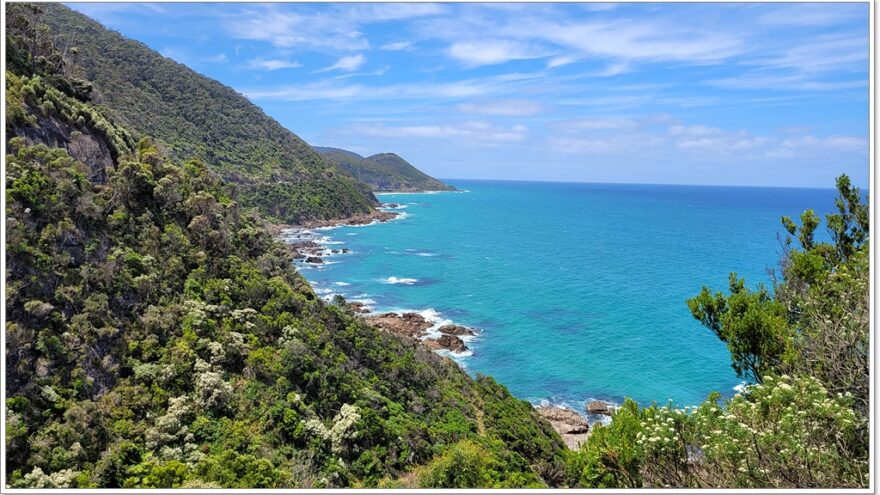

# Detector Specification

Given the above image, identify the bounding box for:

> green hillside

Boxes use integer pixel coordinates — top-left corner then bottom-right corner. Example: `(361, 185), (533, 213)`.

(316, 147), (455, 192)
(35, 3), (377, 224)
(4, 4), (567, 488)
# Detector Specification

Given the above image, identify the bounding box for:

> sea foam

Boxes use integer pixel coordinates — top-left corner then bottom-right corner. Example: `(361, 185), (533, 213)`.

(382, 276), (419, 285)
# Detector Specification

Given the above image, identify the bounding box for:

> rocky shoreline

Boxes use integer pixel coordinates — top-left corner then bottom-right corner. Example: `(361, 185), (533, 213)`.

(364, 310), (476, 354)
(269, 207), (400, 263)
(272, 205), (617, 451)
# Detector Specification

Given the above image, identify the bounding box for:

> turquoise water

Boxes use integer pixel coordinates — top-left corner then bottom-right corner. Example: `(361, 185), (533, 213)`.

(294, 180), (838, 410)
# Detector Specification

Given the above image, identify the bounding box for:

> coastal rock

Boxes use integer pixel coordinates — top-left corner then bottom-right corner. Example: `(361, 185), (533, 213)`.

(299, 209), (398, 228)
(366, 312), (433, 339)
(422, 339), (443, 351)
(438, 324), (475, 336)
(586, 401), (615, 416)
(436, 334), (468, 353)
(347, 301), (370, 314)
(304, 256), (323, 264)
(536, 406), (590, 450)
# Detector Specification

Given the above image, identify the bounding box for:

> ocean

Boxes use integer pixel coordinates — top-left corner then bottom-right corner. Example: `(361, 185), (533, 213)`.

(291, 180), (839, 412)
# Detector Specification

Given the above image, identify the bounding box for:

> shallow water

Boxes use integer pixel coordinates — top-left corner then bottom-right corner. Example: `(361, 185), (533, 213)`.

(294, 180), (838, 410)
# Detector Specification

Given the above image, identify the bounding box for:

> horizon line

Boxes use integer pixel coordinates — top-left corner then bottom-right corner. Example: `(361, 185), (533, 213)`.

(436, 177), (861, 192)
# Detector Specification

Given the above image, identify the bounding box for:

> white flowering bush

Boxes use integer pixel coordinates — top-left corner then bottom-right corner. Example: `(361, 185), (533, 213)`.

(13, 467), (79, 488)
(195, 369), (233, 412)
(637, 375), (867, 488)
(146, 396), (193, 450)
(304, 404), (361, 455)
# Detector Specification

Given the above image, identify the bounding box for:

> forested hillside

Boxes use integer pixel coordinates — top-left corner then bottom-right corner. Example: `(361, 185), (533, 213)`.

(4, 4), (567, 488)
(35, 3), (377, 224)
(315, 147), (455, 192)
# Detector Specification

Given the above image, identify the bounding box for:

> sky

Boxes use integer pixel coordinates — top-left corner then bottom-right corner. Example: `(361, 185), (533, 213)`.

(68, 2), (870, 188)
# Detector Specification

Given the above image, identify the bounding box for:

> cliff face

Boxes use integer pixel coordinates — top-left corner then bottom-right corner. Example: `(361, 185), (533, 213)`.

(10, 111), (114, 183)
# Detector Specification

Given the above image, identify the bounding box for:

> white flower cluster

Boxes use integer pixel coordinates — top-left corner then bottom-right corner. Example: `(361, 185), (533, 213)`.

(304, 404), (361, 454)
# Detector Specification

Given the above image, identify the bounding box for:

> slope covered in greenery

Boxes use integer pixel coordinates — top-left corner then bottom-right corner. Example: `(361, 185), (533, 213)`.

(315, 147), (455, 192)
(34, 3), (377, 224)
(4, 5), (567, 488)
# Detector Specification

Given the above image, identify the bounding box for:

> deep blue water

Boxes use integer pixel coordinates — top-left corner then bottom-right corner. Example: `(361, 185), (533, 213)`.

(293, 180), (839, 410)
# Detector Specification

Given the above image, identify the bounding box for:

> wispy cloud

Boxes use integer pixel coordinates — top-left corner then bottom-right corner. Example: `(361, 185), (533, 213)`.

(380, 41), (413, 51)
(245, 73), (545, 102)
(226, 7), (370, 51)
(317, 54), (366, 73)
(247, 58), (302, 71)
(345, 120), (528, 144)
(456, 99), (543, 116)
(757, 4), (865, 26)
(447, 39), (551, 66)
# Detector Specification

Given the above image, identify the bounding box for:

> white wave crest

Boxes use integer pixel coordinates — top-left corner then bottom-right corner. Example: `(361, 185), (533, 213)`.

(382, 276), (418, 285)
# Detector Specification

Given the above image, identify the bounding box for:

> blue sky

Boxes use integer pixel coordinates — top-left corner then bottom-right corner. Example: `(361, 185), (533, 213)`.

(69, 2), (869, 187)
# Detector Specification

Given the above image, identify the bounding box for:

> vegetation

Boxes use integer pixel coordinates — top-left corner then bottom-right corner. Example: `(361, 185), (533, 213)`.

(5, 6), (567, 488)
(4, 2), (870, 489)
(315, 147), (455, 192)
(32, 3), (378, 224)
(565, 176), (869, 488)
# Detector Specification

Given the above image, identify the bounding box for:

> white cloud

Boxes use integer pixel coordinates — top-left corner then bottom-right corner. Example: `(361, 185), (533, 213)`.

(757, 4), (865, 26)
(346, 120), (528, 144)
(247, 58), (301, 71)
(456, 99), (543, 116)
(555, 117), (639, 131)
(668, 125), (723, 137)
(709, 74), (866, 91)
(347, 3), (445, 22)
(245, 72), (545, 102)
(447, 40), (550, 66)
(205, 53), (227, 63)
(380, 41), (413, 51)
(318, 54), (366, 73)
(226, 8), (369, 51)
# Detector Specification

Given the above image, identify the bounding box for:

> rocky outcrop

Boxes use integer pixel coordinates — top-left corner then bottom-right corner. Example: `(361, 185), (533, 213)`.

(367, 312), (473, 353)
(11, 113), (114, 183)
(347, 301), (370, 314)
(298, 209), (398, 229)
(366, 312), (433, 339)
(536, 406), (590, 450)
(304, 256), (323, 264)
(439, 324), (475, 336)
(586, 401), (615, 416)
(425, 334), (468, 353)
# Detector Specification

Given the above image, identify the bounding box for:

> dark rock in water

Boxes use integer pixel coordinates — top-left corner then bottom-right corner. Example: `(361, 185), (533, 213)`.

(536, 406), (590, 450)
(305, 256), (323, 264)
(437, 334), (468, 353)
(586, 401), (614, 416)
(341, 248), (351, 253)
(331, 249), (341, 254)
(438, 324), (475, 336)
